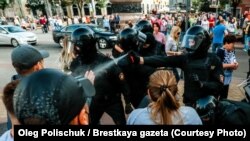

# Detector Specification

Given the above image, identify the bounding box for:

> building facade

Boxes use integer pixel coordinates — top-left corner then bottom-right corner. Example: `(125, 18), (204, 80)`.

(2, 0), (29, 18)
(238, 0), (250, 16)
(141, 0), (168, 14)
(4, 0), (248, 19)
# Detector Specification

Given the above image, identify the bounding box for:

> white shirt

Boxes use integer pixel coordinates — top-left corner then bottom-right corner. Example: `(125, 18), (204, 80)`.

(201, 20), (209, 31)
(165, 36), (178, 52)
(127, 106), (202, 125)
(0, 130), (13, 141)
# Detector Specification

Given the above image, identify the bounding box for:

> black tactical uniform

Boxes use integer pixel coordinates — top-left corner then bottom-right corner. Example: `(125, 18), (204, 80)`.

(131, 25), (224, 106)
(116, 28), (158, 108)
(70, 27), (131, 125)
(115, 28), (159, 107)
(133, 19), (153, 34)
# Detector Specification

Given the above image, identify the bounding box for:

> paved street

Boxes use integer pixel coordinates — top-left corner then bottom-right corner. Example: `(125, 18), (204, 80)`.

(0, 29), (249, 135)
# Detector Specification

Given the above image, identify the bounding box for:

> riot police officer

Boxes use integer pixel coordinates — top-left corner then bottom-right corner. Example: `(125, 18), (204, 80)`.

(112, 27), (144, 58)
(129, 25), (224, 107)
(133, 19), (165, 56)
(69, 27), (132, 125)
(133, 19), (153, 34)
(112, 20), (164, 58)
(116, 28), (158, 108)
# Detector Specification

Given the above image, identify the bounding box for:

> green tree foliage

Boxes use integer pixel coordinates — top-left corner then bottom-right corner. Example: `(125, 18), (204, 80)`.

(96, 0), (107, 8)
(191, 0), (199, 12)
(0, 0), (14, 16)
(199, 0), (216, 12)
(25, 0), (47, 16)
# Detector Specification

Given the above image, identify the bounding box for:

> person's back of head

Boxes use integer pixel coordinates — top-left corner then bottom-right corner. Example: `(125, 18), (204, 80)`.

(13, 68), (95, 125)
(147, 70), (182, 124)
(11, 44), (49, 76)
(223, 35), (236, 45)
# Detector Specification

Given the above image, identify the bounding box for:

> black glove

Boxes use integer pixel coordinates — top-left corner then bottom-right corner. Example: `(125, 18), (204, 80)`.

(128, 51), (140, 64)
(191, 73), (203, 88)
(125, 103), (133, 114)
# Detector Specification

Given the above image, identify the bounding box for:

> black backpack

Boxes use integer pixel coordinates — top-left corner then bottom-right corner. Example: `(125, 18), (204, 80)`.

(216, 99), (250, 125)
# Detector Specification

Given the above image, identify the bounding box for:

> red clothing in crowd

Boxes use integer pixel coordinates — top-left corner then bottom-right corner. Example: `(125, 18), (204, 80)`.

(208, 17), (215, 29)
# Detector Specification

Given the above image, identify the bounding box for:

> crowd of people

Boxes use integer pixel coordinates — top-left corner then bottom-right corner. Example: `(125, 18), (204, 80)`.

(0, 13), (121, 34)
(1, 10), (250, 140)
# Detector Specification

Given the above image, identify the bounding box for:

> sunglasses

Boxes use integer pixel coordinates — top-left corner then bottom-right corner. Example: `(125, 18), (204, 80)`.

(177, 32), (180, 35)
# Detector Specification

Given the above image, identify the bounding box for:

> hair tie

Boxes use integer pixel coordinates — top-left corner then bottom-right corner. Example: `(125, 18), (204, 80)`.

(160, 85), (167, 93)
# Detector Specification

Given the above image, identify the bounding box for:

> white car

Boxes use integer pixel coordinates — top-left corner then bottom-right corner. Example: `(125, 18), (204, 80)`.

(0, 25), (37, 47)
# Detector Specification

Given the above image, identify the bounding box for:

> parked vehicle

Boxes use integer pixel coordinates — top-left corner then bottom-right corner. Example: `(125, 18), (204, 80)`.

(52, 24), (117, 49)
(0, 25), (37, 47)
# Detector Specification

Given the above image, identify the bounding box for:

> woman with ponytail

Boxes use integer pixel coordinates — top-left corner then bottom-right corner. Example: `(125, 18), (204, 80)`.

(127, 70), (202, 125)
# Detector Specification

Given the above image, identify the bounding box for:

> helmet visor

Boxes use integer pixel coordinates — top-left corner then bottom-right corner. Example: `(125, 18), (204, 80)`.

(138, 31), (146, 44)
(181, 35), (203, 51)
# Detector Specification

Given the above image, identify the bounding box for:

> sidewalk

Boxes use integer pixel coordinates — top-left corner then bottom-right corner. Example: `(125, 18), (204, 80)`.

(177, 77), (247, 103)
(235, 42), (244, 49)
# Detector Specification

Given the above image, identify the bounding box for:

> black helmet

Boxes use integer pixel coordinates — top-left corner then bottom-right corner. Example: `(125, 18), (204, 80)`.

(71, 27), (96, 47)
(195, 95), (217, 125)
(181, 25), (211, 55)
(118, 28), (146, 52)
(133, 20), (153, 33)
(71, 27), (97, 63)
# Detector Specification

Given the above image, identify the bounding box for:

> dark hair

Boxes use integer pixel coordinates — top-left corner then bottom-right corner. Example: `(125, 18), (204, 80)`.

(23, 117), (47, 125)
(3, 80), (19, 114)
(128, 22), (133, 28)
(153, 22), (161, 30)
(223, 35), (237, 44)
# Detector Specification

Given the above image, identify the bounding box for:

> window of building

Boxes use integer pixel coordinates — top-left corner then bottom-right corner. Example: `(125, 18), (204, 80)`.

(84, 4), (90, 15)
(73, 5), (79, 16)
